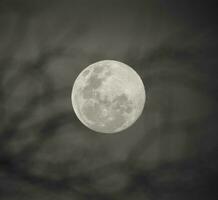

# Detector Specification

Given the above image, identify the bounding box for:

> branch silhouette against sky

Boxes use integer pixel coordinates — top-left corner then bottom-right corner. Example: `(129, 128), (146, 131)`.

(0, 0), (217, 200)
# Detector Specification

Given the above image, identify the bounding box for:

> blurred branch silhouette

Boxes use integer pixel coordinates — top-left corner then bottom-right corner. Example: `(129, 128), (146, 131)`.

(0, 0), (218, 200)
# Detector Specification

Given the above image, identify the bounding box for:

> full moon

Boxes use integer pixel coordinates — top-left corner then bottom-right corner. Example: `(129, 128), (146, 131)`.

(71, 60), (146, 134)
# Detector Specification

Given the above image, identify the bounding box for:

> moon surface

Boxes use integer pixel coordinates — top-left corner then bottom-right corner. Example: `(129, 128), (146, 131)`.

(71, 60), (146, 134)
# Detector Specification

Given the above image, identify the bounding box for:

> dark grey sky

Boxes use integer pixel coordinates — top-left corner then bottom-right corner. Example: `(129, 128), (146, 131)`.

(0, 0), (217, 199)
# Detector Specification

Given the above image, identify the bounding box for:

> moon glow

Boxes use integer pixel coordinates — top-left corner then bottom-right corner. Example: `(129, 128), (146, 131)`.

(71, 60), (146, 134)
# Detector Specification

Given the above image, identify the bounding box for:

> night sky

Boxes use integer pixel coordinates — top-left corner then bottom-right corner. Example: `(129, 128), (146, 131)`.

(0, 0), (217, 199)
